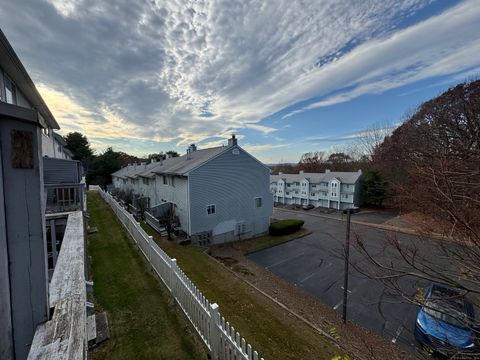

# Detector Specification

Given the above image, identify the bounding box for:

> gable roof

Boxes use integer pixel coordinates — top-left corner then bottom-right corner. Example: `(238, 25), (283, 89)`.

(112, 146), (229, 179)
(271, 171), (362, 184)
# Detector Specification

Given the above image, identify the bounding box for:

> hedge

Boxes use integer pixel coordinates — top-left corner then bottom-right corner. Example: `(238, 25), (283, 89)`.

(269, 219), (304, 236)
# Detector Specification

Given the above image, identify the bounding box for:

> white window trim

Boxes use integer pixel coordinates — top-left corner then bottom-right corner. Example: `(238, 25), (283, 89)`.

(207, 204), (216, 215)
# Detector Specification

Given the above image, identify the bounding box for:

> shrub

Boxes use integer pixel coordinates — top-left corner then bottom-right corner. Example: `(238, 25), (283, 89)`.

(269, 219), (304, 236)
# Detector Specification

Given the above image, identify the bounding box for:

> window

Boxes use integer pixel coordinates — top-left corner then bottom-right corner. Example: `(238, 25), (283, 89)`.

(286, 192), (290, 195)
(143, 178), (149, 185)
(255, 197), (262, 208)
(312, 184), (316, 188)
(163, 175), (167, 185)
(4, 74), (16, 104)
(311, 192), (315, 197)
(207, 204), (216, 215)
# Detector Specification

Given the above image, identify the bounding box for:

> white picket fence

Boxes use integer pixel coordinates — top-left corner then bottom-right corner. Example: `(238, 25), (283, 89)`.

(94, 188), (264, 360)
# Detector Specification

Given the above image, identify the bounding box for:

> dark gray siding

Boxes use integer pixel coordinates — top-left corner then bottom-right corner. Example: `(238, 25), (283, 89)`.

(43, 158), (82, 184)
(0, 127), (13, 359)
(0, 118), (48, 359)
(189, 146), (272, 243)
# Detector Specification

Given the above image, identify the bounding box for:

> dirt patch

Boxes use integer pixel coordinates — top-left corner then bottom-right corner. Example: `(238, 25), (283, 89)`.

(209, 238), (412, 360)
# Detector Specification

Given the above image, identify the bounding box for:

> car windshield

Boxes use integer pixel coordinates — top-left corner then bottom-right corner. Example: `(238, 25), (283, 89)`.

(424, 298), (468, 329)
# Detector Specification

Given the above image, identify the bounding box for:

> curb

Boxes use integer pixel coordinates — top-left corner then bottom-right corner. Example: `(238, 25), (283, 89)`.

(274, 208), (447, 240)
(244, 229), (313, 256)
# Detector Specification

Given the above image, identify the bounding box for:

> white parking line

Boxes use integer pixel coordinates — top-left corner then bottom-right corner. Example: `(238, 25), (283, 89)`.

(300, 262), (332, 283)
(333, 287), (356, 310)
(266, 252), (305, 269)
(391, 318), (408, 344)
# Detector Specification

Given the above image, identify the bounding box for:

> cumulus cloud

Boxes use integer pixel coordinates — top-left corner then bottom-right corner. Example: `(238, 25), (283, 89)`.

(1, 0), (478, 152)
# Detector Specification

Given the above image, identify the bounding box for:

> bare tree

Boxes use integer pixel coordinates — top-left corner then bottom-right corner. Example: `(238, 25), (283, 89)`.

(353, 80), (480, 358)
(353, 122), (397, 160)
(298, 151), (327, 172)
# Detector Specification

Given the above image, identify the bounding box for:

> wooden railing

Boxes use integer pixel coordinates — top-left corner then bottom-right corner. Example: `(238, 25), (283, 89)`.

(44, 183), (85, 213)
(28, 211), (87, 359)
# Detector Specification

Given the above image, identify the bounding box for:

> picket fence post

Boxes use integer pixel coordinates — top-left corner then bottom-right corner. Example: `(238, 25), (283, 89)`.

(170, 258), (177, 296)
(209, 303), (220, 360)
(148, 235), (154, 271)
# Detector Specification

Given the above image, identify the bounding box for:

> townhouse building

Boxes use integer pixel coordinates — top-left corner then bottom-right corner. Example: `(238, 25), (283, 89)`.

(111, 136), (273, 244)
(270, 169), (362, 210)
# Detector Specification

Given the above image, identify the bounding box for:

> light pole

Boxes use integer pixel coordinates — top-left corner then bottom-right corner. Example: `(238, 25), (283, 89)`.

(342, 207), (359, 324)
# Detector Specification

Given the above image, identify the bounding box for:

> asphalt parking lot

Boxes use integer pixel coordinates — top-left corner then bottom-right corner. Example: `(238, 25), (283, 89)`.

(248, 208), (438, 357)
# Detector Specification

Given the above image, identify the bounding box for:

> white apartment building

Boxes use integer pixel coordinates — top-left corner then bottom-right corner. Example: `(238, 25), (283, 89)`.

(270, 169), (362, 210)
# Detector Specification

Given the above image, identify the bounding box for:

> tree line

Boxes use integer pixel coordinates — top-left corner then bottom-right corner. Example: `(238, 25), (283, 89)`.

(62, 132), (179, 187)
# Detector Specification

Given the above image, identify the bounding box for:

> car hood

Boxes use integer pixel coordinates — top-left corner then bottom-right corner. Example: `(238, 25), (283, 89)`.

(417, 310), (474, 348)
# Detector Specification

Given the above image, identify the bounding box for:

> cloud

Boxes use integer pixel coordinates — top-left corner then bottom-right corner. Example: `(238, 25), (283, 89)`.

(1, 0), (478, 153)
(242, 143), (290, 153)
(281, 0), (480, 117)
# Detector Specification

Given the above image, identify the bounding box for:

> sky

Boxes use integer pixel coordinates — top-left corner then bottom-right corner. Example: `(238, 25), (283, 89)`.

(1, 0), (479, 163)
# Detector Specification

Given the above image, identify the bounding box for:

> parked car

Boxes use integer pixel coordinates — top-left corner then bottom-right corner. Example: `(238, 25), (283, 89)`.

(302, 204), (315, 210)
(415, 284), (478, 357)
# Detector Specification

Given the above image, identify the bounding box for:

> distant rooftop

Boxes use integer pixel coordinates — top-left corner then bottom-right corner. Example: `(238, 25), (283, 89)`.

(271, 170), (362, 184)
(112, 136), (239, 178)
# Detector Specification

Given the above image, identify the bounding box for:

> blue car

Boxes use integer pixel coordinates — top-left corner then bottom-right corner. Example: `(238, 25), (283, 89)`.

(415, 284), (478, 357)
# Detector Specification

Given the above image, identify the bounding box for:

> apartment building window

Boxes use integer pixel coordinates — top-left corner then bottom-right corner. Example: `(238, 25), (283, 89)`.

(311, 192), (315, 197)
(4, 74), (16, 104)
(163, 175), (167, 185)
(255, 197), (262, 208)
(342, 194), (349, 199)
(207, 204), (216, 215)
(312, 184), (316, 188)
(286, 192), (290, 195)
(143, 178), (149, 185)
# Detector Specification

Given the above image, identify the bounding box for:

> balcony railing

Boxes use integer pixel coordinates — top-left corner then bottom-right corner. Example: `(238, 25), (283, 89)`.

(45, 183), (85, 213)
(28, 211), (87, 359)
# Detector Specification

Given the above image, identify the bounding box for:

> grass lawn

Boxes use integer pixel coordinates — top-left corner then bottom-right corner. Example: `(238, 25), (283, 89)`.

(228, 228), (311, 254)
(140, 224), (338, 360)
(87, 192), (206, 360)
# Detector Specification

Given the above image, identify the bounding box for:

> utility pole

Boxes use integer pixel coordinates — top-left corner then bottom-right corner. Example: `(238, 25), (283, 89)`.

(342, 207), (358, 324)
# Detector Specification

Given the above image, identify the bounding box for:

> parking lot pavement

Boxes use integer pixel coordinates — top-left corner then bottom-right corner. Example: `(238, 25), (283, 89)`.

(248, 209), (442, 356)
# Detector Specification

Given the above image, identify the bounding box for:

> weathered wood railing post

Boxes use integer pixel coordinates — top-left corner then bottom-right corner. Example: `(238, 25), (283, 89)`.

(209, 303), (220, 360)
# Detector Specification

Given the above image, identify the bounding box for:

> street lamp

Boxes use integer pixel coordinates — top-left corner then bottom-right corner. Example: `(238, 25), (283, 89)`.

(342, 207), (359, 324)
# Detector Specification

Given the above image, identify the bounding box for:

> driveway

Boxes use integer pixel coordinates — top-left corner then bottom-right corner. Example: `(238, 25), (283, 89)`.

(248, 208), (446, 357)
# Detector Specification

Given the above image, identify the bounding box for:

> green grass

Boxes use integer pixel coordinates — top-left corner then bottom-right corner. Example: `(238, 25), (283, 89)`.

(228, 228), (311, 254)
(87, 192), (206, 360)
(140, 224), (337, 360)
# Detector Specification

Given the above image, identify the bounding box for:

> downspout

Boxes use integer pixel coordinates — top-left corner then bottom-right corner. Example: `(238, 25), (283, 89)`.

(187, 174), (191, 237)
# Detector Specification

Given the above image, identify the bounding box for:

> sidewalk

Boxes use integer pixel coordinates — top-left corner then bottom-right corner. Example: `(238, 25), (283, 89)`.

(274, 207), (448, 240)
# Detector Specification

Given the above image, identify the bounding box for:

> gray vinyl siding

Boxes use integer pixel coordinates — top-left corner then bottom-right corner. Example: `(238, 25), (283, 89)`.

(188, 147), (272, 243)
(43, 158), (82, 184)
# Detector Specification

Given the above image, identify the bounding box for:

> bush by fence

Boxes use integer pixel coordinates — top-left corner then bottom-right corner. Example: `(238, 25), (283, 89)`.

(94, 188), (263, 360)
(269, 219), (304, 236)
